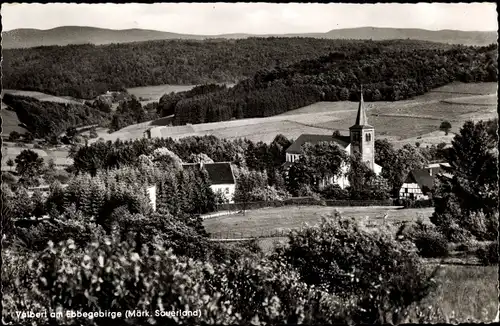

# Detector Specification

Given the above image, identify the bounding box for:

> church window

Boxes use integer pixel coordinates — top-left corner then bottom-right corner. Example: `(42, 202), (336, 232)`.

(365, 133), (371, 141)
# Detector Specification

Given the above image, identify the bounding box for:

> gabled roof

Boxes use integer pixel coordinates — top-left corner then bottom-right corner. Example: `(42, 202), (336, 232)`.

(182, 162), (235, 185)
(404, 169), (436, 194)
(203, 162), (235, 185)
(285, 134), (351, 154)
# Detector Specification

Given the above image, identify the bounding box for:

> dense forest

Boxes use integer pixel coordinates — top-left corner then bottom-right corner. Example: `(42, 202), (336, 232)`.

(3, 38), (454, 99)
(2, 94), (111, 139)
(166, 43), (498, 125)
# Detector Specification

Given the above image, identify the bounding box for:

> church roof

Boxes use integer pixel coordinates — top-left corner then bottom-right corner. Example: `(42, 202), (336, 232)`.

(285, 134), (350, 154)
(350, 89), (373, 129)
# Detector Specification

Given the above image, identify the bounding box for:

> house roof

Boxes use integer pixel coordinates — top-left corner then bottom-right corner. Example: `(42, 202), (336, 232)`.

(182, 162), (235, 185)
(404, 168), (436, 194)
(285, 134), (351, 154)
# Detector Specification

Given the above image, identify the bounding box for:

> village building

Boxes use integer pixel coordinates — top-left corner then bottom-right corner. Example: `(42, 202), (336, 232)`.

(399, 162), (451, 200)
(181, 162), (236, 203)
(284, 89), (382, 189)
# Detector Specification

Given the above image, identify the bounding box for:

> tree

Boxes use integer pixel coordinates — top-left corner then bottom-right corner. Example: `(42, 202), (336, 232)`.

(376, 141), (427, 197)
(8, 131), (21, 142)
(432, 120), (498, 240)
(280, 212), (439, 324)
(439, 121), (452, 135)
(300, 142), (348, 191)
(233, 168), (267, 214)
(6, 158), (15, 170)
(15, 149), (45, 186)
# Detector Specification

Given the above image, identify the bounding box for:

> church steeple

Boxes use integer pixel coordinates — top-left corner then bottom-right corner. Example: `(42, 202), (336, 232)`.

(352, 85), (372, 128)
(349, 85), (375, 171)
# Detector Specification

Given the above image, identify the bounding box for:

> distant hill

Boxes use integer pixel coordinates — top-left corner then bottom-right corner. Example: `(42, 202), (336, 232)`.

(2, 26), (497, 49)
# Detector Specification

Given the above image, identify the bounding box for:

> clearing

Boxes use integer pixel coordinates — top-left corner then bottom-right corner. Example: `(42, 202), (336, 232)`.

(102, 82), (497, 146)
(2, 89), (83, 104)
(126, 84), (197, 102)
(204, 205), (434, 239)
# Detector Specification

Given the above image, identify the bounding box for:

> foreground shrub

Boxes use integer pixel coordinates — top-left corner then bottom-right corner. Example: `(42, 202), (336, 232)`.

(3, 235), (360, 325)
(277, 211), (439, 324)
(476, 242), (499, 266)
(408, 222), (449, 258)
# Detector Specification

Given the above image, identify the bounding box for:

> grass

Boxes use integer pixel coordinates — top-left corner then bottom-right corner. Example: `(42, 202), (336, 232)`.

(204, 205), (434, 238)
(1, 105), (27, 136)
(1, 145), (73, 170)
(104, 82), (497, 145)
(405, 264), (498, 323)
(126, 84), (196, 102)
(2, 89), (82, 104)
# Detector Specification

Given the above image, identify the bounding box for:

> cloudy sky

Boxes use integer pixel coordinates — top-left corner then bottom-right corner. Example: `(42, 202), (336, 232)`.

(2, 3), (497, 34)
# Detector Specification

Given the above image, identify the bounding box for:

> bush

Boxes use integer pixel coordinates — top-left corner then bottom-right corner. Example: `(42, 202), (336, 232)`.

(320, 184), (349, 200)
(413, 228), (449, 258)
(3, 235), (357, 326)
(277, 212), (438, 324)
(396, 198), (433, 208)
(476, 242), (498, 266)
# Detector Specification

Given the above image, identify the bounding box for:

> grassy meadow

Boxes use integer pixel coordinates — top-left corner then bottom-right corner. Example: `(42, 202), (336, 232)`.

(103, 82), (497, 146)
(209, 204), (498, 324)
(126, 84), (196, 102)
(204, 205), (434, 238)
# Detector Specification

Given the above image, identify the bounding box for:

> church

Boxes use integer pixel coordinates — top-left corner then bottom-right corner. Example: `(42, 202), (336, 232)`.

(284, 89), (382, 189)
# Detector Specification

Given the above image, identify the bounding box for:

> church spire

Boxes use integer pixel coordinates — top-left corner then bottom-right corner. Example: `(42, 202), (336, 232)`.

(353, 85), (371, 127)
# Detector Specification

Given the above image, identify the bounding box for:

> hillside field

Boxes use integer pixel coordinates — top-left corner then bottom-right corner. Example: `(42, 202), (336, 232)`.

(2, 89), (83, 104)
(204, 205), (434, 238)
(126, 84), (196, 102)
(101, 82), (497, 147)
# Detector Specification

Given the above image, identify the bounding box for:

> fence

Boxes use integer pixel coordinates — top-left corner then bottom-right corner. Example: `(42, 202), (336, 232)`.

(215, 197), (395, 212)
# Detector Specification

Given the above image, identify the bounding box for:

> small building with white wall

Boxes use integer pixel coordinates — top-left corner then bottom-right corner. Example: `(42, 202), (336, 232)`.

(182, 162), (236, 203)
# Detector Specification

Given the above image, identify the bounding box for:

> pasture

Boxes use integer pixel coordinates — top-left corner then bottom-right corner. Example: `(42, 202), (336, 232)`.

(1, 144), (73, 170)
(1, 103), (27, 136)
(204, 205), (434, 239)
(2, 89), (83, 104)
(103, 82), (497, 145)
(126, 84), (197, 102)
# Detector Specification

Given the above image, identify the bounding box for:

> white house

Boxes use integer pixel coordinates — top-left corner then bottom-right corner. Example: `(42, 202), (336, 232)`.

(399, 163), (451, 200)
(284, 89), (382, 189)
(182, 162), (236, 203)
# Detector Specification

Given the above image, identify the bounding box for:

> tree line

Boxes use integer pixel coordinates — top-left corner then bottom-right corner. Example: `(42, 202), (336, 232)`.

(2, 38), (454, 99)
(163, 43), (497, 125)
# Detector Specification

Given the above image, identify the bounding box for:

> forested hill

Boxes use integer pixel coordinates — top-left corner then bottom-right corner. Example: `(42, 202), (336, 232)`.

(2, 26), (497, 49)
(163, 43), (498, 126)
(3, 38), (457, 99)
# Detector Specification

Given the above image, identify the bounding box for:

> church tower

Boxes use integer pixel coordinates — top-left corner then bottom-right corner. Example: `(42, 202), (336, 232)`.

(349, 87), (375, 171)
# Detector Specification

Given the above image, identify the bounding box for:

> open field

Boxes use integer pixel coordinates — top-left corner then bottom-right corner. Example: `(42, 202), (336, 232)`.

(2, 89), (83, 104)
(1, 103), (27, 136)
(126, 83), (236, 102)
(204, 205), (434, 238)
(102, 82), (497, 145)
(126, 84), (197, 101)
(1, 144), (73, 169)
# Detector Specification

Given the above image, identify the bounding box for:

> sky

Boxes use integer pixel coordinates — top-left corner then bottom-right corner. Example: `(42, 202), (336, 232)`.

(2, 3), (498, 34)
